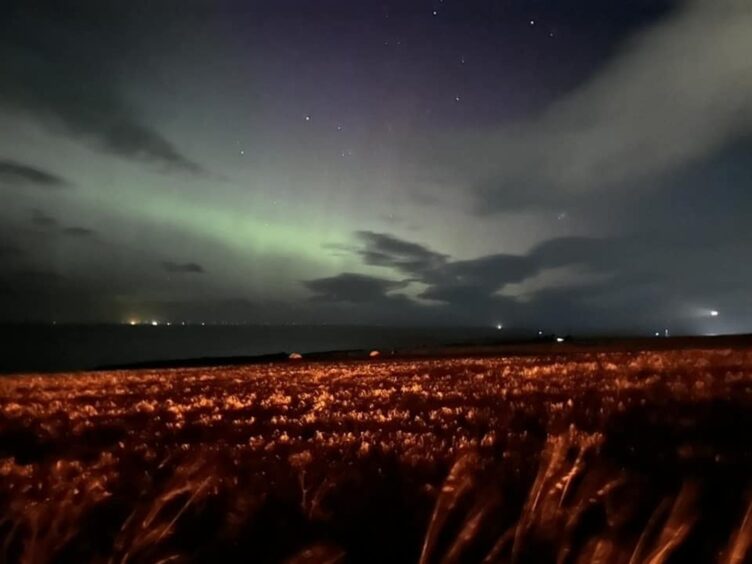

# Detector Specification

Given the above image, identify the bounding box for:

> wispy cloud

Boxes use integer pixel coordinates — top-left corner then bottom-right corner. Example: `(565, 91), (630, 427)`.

(304, 272), (409, 303)
(470, 0), (752, 212)
(63, 226), (97, 238)
(355, 231), (449, 276)
(30, 209), (57, 228)
(0, 159), (69, 189)
(162, 261), (205, 274)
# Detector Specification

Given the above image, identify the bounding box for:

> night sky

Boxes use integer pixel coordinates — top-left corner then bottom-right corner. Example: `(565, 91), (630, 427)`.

(1, 0), (751, 334)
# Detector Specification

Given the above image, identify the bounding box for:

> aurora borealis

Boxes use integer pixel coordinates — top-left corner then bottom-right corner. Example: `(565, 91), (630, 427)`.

(1, 0), (752, 334)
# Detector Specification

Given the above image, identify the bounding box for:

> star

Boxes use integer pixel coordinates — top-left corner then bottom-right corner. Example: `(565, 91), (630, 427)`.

(454, 96), (461, 102)
(432, 10), (438, 16)
(239, 149), (245, 156)
(530, 19), (535, 26)
(305, 115), (311, 121)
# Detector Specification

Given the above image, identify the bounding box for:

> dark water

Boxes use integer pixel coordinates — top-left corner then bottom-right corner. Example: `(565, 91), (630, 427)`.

(0, 324), (512, 373)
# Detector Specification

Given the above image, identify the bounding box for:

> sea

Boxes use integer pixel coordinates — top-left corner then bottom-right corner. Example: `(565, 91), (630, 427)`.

(0, 324), (513, 374)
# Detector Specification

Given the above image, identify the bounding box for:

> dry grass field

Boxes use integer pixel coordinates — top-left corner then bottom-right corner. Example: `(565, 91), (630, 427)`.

(2, 347), (752, 563)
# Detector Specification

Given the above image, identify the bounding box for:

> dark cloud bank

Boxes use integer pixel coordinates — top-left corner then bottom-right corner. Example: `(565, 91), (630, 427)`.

(305, 215), (752, 333)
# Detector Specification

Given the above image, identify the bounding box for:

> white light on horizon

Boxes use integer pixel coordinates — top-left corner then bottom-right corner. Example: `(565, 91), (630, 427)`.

(556, 337), (565, 343)
(151, 320), (159, 326)
(496, 323), (503, 330)
(710, 310), (719, 317)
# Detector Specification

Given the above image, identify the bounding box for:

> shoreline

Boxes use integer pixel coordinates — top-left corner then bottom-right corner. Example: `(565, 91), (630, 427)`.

(97, 333), (752, 372)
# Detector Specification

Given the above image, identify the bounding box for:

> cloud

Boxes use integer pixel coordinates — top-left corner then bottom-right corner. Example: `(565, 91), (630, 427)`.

(0, 159), (69, 189)
(303, 272), (409, 303)
(346, 231), (535, 299)
(63, 226), (97, 238)
(473, 0), (752, 213)
(355, 230), (449, 277)
(0, 8), (204, 175)
(327, 223), (752, 331)
(26, 210), (98, 238)
(411, 235), (641, 311)
(432, 254), (535, 292)
(30, 209), (57, 228)
(162, 261), (205, 274)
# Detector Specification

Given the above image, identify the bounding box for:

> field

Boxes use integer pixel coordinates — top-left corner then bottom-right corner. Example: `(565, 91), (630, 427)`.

(2, 346), (752, 563)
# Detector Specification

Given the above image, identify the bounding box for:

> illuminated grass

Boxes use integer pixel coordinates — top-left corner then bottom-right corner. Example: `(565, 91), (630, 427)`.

(1, 348), (752, 562)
